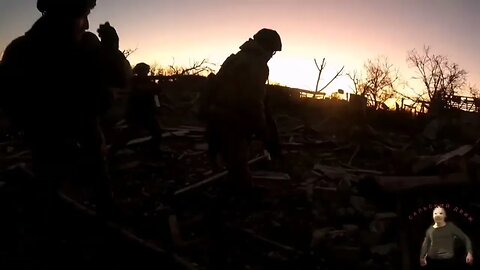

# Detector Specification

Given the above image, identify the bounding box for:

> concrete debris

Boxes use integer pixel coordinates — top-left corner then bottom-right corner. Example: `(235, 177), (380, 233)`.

(2, 81), (480, 270)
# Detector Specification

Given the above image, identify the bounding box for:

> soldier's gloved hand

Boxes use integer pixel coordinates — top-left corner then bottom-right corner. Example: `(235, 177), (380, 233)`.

(97, 22), (119, 50)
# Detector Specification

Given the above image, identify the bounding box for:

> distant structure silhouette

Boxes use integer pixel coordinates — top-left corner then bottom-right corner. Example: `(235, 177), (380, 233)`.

(108, 62), (163, 158)
(0, 0), (131, 241)
(201, 28), (283, 269)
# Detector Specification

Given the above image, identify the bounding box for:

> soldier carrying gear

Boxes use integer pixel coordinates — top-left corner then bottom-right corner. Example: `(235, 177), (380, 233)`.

(202, 29), (283, 269)
(108, 62), (163, 159)
(202, 28), (283, 189)
(0, 0), (131, 262)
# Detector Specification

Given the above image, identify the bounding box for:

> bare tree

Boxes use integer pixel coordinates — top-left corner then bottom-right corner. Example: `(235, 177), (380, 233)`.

(469, 84), (480, 98)
(364, 57), (399, 108)
(167, 58), (215, 76)
(313, 58), (344, 99)
(348, 57), (399, 109)
(150, 62), (167, 76)
(347, 70), (364, 95)
(122, 47), (137, 59)
(407, 46), (467, 112)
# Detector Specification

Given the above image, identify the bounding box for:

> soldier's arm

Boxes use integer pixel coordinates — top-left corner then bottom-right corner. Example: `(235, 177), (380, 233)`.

(245, 64), (268, 134)
(97, 22), (133, 89)
(2, 36), (25, 62)
(420, 227), (432, 259)
(100, 48), (132, 89)
(264, 94), (282, 157)
(450, 222), (473, 254)
(0, 37), (28, 118)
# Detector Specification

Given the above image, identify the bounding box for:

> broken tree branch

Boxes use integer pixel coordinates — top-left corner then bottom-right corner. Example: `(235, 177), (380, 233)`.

(312, 58), (345, 99)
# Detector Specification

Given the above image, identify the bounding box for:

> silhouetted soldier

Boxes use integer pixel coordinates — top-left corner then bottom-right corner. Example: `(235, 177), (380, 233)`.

(1, 0), (130, 220)
(202, 28), (282, 269)
(109, 62), (163, 158)
(203, 28), (282, 191)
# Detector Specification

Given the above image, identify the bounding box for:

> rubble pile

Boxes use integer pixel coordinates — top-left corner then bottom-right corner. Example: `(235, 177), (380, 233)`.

(1, 86), (480, 269)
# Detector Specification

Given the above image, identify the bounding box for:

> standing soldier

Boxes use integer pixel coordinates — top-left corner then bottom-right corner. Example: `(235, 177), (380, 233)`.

(108, 62), (163, 159)
(201, 28), (283, 269)
(1, 0), (130, 220)
(203, 28), (283, 192)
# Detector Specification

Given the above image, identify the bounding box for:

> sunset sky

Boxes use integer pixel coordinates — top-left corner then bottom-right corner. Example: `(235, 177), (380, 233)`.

(1, 0), (479, 97)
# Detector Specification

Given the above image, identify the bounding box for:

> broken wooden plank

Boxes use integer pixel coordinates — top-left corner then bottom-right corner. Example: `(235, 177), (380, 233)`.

(303, 140), (337, 147)
(0, 140), (22, 147)
(174, 154), (268, 196)
(175, 171), (228, 196)
(126, 136), (152, 146)
(373, 172), (470, 193)
(313, 164), (350, 179)
(6, 150), (30, 159)
(281, 142), (305, 147)
(411, 144), (476, 174)
(251, 171), (291, 181)
(435, 144), (475, 165)
(178, 125), (206, 132)
(311, 170), (324, 178)
(162, 130), (190, 138)
(226, 223), (299, 254)
(340, 164), (383, 175)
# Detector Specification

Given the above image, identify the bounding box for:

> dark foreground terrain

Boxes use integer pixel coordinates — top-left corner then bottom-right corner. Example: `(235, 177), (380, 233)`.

(1, 84), (480, 270)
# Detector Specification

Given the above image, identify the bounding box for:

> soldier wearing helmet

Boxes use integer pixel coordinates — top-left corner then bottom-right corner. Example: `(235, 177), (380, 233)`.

(0, 0), (131, 239)
(202, 28), (283, 268)
(203, 28), (283, 189)
(108, 62), (163, 159)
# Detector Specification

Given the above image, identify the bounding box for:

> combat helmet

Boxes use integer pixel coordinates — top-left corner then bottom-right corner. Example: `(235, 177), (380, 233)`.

(253, 28), (282, 52)
(37, 0), (96, 16)
(133, 63), (151, 76)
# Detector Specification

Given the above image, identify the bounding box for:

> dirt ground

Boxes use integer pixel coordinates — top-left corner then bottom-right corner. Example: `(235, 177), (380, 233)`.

(1, 85), (480, 270)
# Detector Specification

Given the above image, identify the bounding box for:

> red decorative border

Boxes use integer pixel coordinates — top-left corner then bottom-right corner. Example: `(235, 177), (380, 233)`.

(408, 203), (474, 222)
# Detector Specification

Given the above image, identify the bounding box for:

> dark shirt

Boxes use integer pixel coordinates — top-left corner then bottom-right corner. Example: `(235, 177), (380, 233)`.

(1, 16), (130, 145)
(126, 76), (158, 121)
(420, 222), (473, 260)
